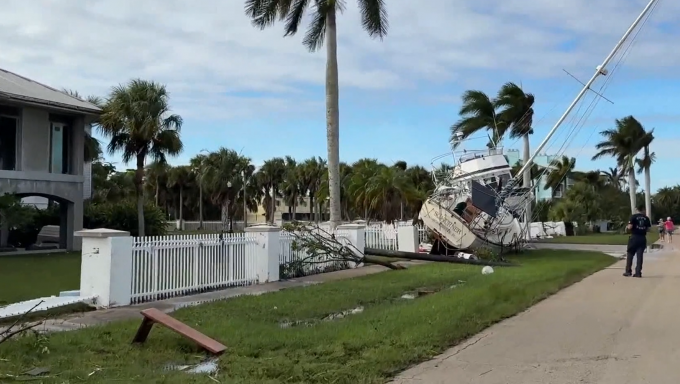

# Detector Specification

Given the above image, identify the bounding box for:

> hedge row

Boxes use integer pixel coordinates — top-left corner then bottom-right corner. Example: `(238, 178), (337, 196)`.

(8, 200), (167, 247)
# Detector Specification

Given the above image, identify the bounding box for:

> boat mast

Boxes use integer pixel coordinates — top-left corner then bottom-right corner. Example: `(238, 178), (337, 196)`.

(514, 0), (659, 179)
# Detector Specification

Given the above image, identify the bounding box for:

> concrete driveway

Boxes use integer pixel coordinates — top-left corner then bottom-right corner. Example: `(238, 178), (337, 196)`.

(391, 244), (680, 384)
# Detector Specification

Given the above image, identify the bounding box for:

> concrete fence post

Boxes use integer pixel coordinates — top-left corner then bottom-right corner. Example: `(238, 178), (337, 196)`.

(397, 225), (419, 253)
(245, 224), (281, 283)
(336, 223), (366, 268)
(75, 228), (133, 308)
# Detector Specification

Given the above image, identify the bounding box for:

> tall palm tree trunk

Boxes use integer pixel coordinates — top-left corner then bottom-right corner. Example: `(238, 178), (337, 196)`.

(522, 135), (532, 237)
(628, 167), (637, 214)
(178, 187), (183, 223)
(135, 154), (146, 237)
(198, 184), (203, 229)
(155, 176), (159, 206)
(644, 165), (652, 220)
(325, 8), (342, 230)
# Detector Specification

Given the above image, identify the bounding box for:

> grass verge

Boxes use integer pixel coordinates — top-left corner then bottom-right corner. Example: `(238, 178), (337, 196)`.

(0, 250), (615, 383)
(0, 252), (80, 305)
(537, 233), (631, 245)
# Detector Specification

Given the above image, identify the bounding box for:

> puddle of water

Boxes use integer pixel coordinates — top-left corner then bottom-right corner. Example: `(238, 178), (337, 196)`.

(165, 358), (219, 374)
(279, 319), (315, 328)
(279, 306), (364, 328)
(322, 306), (364, 321)
(401, 294), (416, 300)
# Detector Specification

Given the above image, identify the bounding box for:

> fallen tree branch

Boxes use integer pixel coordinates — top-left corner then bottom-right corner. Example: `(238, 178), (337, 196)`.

(281, 222), (404, 275)
(0, 300), (45, 345)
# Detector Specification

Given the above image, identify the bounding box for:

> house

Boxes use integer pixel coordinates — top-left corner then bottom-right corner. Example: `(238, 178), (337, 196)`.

(0, 68), (101, 250)
(249, 196), (329, 224)
(505, 149), (574, 201)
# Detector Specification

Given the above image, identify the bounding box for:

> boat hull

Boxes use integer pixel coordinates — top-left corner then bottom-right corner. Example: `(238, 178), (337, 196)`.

(419, 199), (522, 254)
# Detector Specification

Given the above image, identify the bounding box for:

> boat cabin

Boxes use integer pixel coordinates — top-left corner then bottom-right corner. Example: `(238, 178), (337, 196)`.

(451, 148), (513, 189)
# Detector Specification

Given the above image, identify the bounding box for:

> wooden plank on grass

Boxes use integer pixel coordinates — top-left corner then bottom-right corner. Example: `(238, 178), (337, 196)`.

(132, 308), (227, 355)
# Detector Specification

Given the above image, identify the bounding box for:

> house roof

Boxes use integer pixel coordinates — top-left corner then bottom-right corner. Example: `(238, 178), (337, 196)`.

(0, 68), (102, 114)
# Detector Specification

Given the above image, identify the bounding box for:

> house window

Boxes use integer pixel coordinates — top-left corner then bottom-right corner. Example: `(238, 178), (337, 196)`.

(49, 122), (70, 174)
(0, 116), (17, 170)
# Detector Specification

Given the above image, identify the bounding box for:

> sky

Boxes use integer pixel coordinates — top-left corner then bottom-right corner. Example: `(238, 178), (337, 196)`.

(1, 0), (679, 192)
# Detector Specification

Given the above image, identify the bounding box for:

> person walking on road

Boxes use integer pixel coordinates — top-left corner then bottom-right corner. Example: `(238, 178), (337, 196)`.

(658, 218), (666, 242)
(664, 217), (674, 243)
(624, 204), (652, 278)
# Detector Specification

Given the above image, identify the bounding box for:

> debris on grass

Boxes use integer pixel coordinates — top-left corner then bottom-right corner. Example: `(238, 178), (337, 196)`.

(279, 306), (365, 328)
(165, 358), (219, 374)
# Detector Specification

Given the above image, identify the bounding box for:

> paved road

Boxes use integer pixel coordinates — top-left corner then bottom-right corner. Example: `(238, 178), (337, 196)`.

(391, 244), (680, 384)
(530, 242), (627, 254)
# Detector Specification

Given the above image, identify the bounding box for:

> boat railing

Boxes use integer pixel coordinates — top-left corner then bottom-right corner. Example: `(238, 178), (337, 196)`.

(458, 147), (504, 163)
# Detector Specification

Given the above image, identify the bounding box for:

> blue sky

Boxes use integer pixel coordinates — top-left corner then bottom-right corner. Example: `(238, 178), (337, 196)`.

(2, 0), (679, 192)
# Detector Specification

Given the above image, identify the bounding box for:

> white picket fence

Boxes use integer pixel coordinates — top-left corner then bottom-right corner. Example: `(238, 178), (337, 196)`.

(130, 233), (259, 304)
(168, 220), (429, 245)
(128, 223), (430, 304)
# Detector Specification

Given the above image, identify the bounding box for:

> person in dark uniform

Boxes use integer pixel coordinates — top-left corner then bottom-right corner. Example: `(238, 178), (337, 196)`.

(624, 204), (652, 278)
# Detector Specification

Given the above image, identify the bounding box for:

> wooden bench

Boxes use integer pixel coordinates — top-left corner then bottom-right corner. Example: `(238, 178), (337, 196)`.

(26, 225), (61, 250)
(132, 308), (227, 355)
(36, 225), (60, 245)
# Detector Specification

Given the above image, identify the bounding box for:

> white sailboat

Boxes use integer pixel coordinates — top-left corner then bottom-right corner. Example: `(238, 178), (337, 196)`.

(419, 0), (661, 254)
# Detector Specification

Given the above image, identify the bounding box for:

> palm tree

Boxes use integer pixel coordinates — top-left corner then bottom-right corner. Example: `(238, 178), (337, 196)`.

(544, 156), (576, 197)
(146, 160), (170, 207)
(495, 82), (535, 228)
(602, 167), (625, 190)
(189, 154), (209, 228)
(450, 90), (505, 147)
(166, 166), (192, 222)
(366, 164), (416, 222)
(281, 156), (301, 221)
(636, 128), (655, 220)
(202, 148), (255, 231)
(348, 159), (381, 220)
(592, 116), (646, 214)
(572, 170), (606, 191)
(245, 0), (389, 229)
(299, 157), (327, 222)
(98, 79), (183, 236)
(256, 158), (286, 224)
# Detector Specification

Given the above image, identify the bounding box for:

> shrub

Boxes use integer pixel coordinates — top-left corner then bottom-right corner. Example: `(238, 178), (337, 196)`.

(84, 200), (167, 236)
(7, 205), (59, 247)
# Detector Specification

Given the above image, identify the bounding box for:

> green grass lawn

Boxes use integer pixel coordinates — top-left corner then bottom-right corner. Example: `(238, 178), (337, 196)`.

(0, 252), (81, 305)
(537, 233), (633, 245)
(0, 250), (615, 384)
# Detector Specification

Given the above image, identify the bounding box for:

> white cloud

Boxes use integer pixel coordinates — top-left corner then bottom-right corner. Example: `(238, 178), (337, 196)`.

(0, 0), (678, 124)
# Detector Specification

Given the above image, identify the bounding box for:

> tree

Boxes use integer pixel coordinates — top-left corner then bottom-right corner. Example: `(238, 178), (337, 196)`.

(146, 160), (170, 207)
(98, 79), (183, 237)
(544, 156), (576, 197)
(281, 156), (302, 221)
(299, 157), (327, 222)
(450, 90), (505, 147)
(592, 116), (646, 214)
(201, 148), (256, 231)
(602, 167), (625, 190)
(256, 157), (287, 224)
(244, 0), (389, 229)
(495, 82), (535, 232)
(167, 165), (192, 222)
(636, 128), (655, 220)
